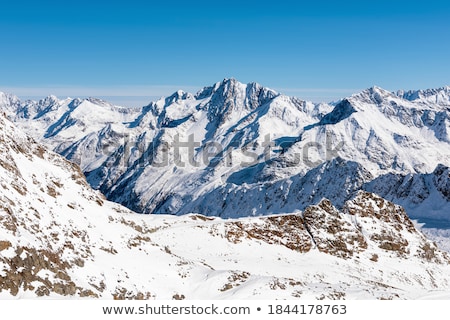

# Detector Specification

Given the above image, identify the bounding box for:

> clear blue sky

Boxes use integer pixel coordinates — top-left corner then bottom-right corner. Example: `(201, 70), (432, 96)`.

(1, 0), (449, 106)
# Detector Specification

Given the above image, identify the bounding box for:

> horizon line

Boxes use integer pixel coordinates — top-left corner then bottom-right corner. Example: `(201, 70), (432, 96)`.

(2, 83), (448, 108)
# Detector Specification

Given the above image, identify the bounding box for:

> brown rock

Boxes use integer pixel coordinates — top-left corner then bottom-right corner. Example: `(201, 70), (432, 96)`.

(0, 240), (11, 251)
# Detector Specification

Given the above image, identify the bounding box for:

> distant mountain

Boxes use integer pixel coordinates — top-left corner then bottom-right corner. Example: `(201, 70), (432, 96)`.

(1, 111), (450, 299)
(1, 80), (450, 222)
(397, 86), (450, 107)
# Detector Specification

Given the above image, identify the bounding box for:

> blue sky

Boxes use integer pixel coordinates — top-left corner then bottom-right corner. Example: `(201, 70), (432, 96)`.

(1, 0), (449, 106)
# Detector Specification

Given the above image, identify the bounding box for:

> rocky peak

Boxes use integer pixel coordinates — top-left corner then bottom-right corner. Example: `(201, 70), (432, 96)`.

(318, 98), (357, 125)
(35, 95), (61, 111)
(165, 90), (194, 105)
(302, 199), (368, 259)
(194, 78), (239, 99)
(396, 86), (450, 110)
(349, 86), (395, 106)
(0, 92), (20, 106)
(196, 78), (278, 126)
(85, 97), (115, 108)
(343, 191), (448, 262)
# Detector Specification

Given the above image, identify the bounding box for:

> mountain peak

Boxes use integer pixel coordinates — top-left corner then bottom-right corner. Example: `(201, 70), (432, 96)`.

(41, 95), (60, 104)
(0, 91), (18, 99)
(213, 77), (246, 94)
(165, 89), (194, 105)
(397, 86), (450, 107)
(369, 85), (387, 92)
(0, 92), (21, 112)
(195, 78), (278, 101)
(215, 77), (240, 88)
(85, 97), (115, 108)
(362, 86), (395, 99)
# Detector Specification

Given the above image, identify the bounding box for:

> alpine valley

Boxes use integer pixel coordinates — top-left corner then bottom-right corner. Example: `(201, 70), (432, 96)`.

(1, 79), (450, 299)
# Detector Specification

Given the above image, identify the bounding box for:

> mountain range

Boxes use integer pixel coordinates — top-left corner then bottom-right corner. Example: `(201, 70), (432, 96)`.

(2, 79), (449, 222)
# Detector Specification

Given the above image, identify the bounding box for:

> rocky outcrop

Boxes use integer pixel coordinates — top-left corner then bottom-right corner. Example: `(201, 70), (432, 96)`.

(303, 199), (367, 259)
(221, 215), (313, 253)
(214, 191), (449, 264)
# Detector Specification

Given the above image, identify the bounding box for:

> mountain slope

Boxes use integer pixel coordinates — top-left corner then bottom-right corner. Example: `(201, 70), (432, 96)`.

(282, 86), (450, 175)
(164, 157), (371, 218)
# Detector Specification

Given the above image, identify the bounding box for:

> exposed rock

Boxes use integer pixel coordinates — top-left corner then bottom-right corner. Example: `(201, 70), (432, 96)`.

(303, 199), (367, 259)
(0, 240), (11, 251)
(223, 214), (313, 253)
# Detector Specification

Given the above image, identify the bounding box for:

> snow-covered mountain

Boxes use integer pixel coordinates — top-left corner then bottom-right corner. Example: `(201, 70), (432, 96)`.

(397, 86), (450, 107)
(0, 92), (142, 171)
(1, 111), (450, 299)
(1, 80), (450, 221)
(1, 80), (330, 214)
(166, 157), (372, 218)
